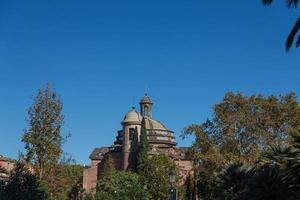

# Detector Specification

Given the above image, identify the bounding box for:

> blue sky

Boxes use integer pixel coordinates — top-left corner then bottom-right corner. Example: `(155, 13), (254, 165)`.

(0, 0), (299, 165)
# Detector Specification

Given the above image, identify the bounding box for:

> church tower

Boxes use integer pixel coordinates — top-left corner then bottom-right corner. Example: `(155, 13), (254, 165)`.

(121, 107), (142, 170)
(139, 94), (153, 118)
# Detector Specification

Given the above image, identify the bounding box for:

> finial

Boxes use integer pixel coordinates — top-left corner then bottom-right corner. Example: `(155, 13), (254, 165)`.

(145, 85), (148, 96)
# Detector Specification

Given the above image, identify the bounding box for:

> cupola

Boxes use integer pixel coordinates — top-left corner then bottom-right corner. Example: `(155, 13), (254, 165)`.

(139, 94), (153, 118)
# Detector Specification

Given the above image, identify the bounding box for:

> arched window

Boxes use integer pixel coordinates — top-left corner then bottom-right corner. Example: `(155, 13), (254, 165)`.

(144, 106), (148, 116)
(129, 128), (136, 140)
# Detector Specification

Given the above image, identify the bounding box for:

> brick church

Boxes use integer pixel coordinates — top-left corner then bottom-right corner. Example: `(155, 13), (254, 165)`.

(83, 95), (192, 192)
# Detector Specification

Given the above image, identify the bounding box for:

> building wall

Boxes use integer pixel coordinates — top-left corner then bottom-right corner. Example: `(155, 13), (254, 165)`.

(91, 160), (101, 168)
(0, 160), (15, 171)
(175, 160), (193, 186)
(122, 124), (141, 170)
(0, 160), (15, 180)
(83, 165), (98, 193)
(83, 151), (123, 193)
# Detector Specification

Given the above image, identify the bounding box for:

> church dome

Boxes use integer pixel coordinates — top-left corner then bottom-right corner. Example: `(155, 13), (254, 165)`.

(122, 107), (142, 124)
(144, 117), (176, 146)
(144, 118), (168, 131)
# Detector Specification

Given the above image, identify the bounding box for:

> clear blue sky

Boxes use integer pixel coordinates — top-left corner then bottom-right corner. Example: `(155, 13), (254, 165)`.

(0, 0), (299, 165)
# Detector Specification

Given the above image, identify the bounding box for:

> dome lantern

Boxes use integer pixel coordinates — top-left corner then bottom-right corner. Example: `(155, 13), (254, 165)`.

(139, 94), (153, 118)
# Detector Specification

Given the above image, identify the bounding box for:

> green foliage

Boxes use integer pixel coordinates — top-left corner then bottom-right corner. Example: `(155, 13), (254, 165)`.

(214, 162), (254, 200)
(1, 161), (48, 200)
(67, 179), (84, 200)
(51, 163), (84, 200)
(206, 131), (300, 200)
(197, 171), (218, 200)
(138, 154), (176, 200)
(136, 118), (177, 199)
(182, 92), (300, 199)
(240, 164), (292, 200)
(182, 173), (194, 200)
(82, 193), (94, 200)
(101, 156), (116, 178)
(20, 83), (82, 199)
(95, 171), (147, 200)
(0, 162), (84, 200)
(22, 83), (67, 181)
(262, 0), (300, 51)
(183, 92), (300, 165)
(212, 161), (300, 200)
(138, 118), (149, 165)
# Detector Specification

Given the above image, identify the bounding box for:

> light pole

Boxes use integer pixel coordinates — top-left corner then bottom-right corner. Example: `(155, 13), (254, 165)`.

(169, 169), (177, 200)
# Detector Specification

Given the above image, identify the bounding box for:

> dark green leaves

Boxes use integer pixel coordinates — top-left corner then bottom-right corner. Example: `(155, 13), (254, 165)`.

(138, 118), (149, 165)
(138, 154), (176, 200)
(262, 0), (300, 51)
(262, 0), (298, 8)
(286, 17), (300, 50)
(96, 171), (147, 200)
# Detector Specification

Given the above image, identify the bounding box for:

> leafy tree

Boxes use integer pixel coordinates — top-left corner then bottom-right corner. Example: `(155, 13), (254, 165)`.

(182, 92), (300, 199)
(138, 154), (176, 200)
(256, 131), (300, 199)
(82, 193), (94, 200)
(95, 171), (147, 200)
(262, 0), (300, 51)
(2, 161), (48, 200)
(213, 162), (254, 200)
(212, 162), (292, 200)
(184, 92), (300, 164)
(137, 119), (178, 199)
(197, 171), (218, 200)
(22, 83), (67, 191)
(210, 131), (300, 200)
(50, 163), (84, 200)
(240, 164), (293, 200)
(138, 117), (149, 165)
(67, 178), (84, 200)
(183, 173), (194, 200)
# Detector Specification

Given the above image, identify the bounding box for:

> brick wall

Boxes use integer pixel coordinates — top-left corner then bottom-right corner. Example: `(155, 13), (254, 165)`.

(83, 165), (98, 193)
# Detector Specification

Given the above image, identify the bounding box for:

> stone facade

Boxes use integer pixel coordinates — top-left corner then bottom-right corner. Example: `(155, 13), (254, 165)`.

(83, 95), (193, 193)
(0, 156), (15, 172)
(0, 156), (15, 180)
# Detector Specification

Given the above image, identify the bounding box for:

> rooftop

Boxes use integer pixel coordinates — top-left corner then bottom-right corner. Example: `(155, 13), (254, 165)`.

(89, 147), (109, 160)
(140, 94), (152, 104)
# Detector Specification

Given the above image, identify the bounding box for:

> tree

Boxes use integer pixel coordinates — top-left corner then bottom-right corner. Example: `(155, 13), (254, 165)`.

(3, 161), (48, 200)
(51, 163), (84, 200)
(256, 131), (300, 199)
(212, 162), (293, 200)
(184, 92), (300, 165)
(262, 0), (300, 51)
(67, 179), (84, 200)
(242, 165), (293, 200)
(138, 154), (176, 200)
(138, 117), (149, 165)
(209, 131), (300, 200)
(213, 162), (254, 200)
(183, 174), (194, 200)
(22, 83), (67, 182)
(182, 92), (300, 199)
(95, 171), (147, 200)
